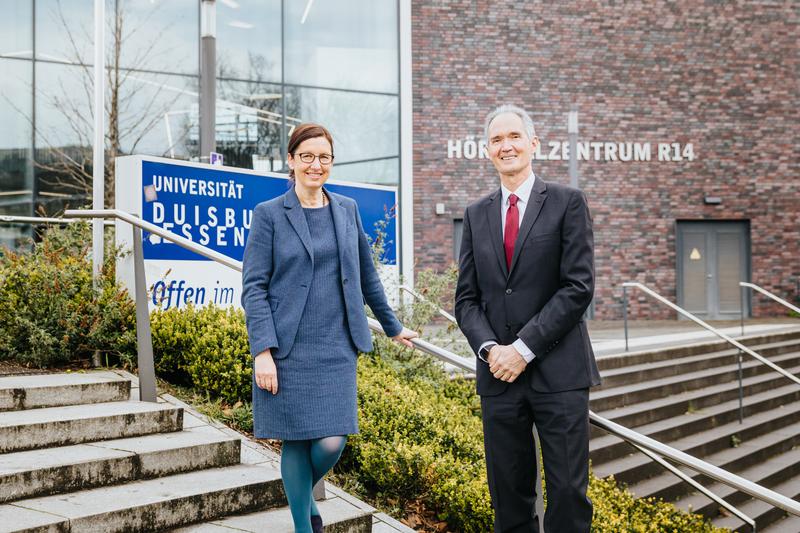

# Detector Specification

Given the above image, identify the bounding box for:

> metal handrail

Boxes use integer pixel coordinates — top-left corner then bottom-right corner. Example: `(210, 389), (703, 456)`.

(740, 281), (800, 320)
(370, 298), (756, 533)
(623, 282), (800, 388)
(1, 215), (82, 224)
(383, 315), (796, 520)
(627, 440), (755, 531)
(66, 209), (242, 269)
(0, 215), (115, 225)
(390, 289), (765, 527)
(62, 209), (799, 521)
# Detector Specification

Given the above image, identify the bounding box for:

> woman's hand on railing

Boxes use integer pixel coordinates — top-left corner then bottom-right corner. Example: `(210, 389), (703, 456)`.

(391, 327), (419, 348)
(254, 350), (278, 394)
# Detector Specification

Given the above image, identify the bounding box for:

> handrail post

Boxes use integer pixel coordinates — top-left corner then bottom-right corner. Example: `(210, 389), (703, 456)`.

(737, 349), (744, 425)
(132, 226), (157, 402)
(738, 284), (745, 425)
(623, 285), (629, 351)
(740, 284), (746, 337)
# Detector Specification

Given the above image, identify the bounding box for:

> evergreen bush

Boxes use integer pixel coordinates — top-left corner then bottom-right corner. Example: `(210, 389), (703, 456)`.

(0, 222), (136, 367)
(151, 305), (251, 404)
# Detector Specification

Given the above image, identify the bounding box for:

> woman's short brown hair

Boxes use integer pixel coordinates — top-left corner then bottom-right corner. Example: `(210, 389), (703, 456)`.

(287, 123), (334, 177)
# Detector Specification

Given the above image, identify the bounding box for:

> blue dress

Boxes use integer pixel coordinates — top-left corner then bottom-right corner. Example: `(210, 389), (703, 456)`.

(252, 204), (358, 440)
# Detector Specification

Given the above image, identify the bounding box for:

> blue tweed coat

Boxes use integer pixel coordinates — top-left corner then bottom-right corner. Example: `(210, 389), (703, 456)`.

(241, 186), (402, 359)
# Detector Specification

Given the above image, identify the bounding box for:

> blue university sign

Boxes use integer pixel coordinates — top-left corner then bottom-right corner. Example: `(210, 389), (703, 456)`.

(115, 156), (399, 311)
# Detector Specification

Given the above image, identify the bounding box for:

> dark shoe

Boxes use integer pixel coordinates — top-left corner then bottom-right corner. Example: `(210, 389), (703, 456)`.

(310, 514), (323, 533)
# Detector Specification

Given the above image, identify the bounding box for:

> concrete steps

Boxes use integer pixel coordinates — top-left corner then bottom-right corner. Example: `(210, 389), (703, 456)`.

(595, 338), (800, 390)
(763, 513), (800, 532)
(711, 475), (800, 532)
(0, 371), (129, 411)
(171, 497), (373, 532)
(0, 465), (285, 532)
(0, 372), (380, 533)
(0, 400), (184, 453)
(674, 443), (800, 517)
(591, 361), (800, 433)
(590, 328), (800, 531)
(0, 429), (241, 502)
(592, 383), (800, 470)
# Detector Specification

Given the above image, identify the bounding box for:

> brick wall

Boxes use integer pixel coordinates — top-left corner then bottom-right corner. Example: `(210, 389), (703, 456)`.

(411, 0), (799, 319)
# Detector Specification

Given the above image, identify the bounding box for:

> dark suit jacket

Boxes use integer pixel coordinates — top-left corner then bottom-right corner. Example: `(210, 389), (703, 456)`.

(241, 187), (402, 359)
(455, 177), (601, 395)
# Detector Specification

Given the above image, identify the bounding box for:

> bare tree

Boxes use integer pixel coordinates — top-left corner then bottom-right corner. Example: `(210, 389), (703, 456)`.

(216, 52), (299, 170)
(28, 0), (191, 210)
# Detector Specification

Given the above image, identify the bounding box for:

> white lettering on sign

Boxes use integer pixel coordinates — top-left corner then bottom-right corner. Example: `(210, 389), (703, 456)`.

(445, 138), (693, 162)
(147, 202), (254, 247)
(152, 174), (245, 199)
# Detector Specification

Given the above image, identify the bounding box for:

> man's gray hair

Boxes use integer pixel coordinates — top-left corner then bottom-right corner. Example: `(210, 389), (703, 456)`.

(484, 104), (537, 141)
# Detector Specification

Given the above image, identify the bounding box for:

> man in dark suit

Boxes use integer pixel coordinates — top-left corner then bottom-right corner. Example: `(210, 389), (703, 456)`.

(455, 104), (601, 533)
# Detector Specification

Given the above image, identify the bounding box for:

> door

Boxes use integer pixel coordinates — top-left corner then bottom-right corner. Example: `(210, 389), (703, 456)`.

(676, 221), (750, 319)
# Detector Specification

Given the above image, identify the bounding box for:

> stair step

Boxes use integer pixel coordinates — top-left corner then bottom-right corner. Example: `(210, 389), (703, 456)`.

(592, 398), (800, 484)
(590, 350), (800, 411)
(596, 338), (800, 389)
(673, 441), (800, 516)
(592, 382), (800, 467)
(0, 464), (284, 532)
(761, 513), (800, 532)
(592, 363), (800, 432)
(632, 420), (800, 504)
(0, 428), (240, 503)
(592, 367), (800, 439)
(170, 497), (373, 532)
(0, 401), (183, 453)
(595, 330), (800, 371)
(0, 371), (130, 412)
(710, 475), (800, 532)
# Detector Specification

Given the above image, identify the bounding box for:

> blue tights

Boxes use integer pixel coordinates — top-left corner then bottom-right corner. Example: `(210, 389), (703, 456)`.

(281, 436), (347, 533)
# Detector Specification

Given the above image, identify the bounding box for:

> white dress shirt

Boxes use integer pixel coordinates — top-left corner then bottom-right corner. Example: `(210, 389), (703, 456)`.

(479, 172), (537, 364)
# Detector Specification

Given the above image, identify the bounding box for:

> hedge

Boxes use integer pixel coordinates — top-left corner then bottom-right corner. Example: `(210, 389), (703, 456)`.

(0, 222), (136, 367)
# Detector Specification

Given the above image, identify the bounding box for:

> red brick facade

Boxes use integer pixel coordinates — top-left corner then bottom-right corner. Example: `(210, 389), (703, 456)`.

(411, 1), (799, 319)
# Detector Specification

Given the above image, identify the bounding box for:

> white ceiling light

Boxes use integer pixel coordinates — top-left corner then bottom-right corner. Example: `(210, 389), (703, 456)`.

(300, 0), (314, 24)
(227, 20), (254, 29)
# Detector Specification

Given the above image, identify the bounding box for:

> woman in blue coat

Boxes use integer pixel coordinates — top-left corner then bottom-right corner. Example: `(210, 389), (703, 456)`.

(242, 123), (416, 533)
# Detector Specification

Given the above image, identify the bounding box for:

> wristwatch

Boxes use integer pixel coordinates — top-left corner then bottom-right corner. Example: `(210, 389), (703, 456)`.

(479, 343), (497, 362)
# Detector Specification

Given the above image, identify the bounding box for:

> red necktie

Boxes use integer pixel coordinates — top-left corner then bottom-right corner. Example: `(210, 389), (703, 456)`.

(504, 194), (519, 269)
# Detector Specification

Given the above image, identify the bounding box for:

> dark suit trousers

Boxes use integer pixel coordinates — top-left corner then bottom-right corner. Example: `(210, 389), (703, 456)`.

(480, 369), (592, 533)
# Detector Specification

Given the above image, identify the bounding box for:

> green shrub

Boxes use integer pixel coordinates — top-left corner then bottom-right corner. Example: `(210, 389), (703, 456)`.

(347, 355), (494, 532)
(0, 222), (136, 367)
(589, 475), (722, 532)
(150, 305), (252, 404)
(150, 306), (202, 385)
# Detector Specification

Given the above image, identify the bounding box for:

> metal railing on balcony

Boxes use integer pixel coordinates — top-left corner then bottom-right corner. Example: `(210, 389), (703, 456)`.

(13, 209), (797, 529)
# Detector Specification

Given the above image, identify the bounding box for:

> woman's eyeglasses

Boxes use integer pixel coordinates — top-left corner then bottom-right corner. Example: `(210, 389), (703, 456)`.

(296, 152), (334, 165)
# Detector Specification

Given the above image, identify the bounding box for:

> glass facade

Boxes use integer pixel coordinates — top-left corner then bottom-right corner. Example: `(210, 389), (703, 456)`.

(0, 0), (400, 225)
